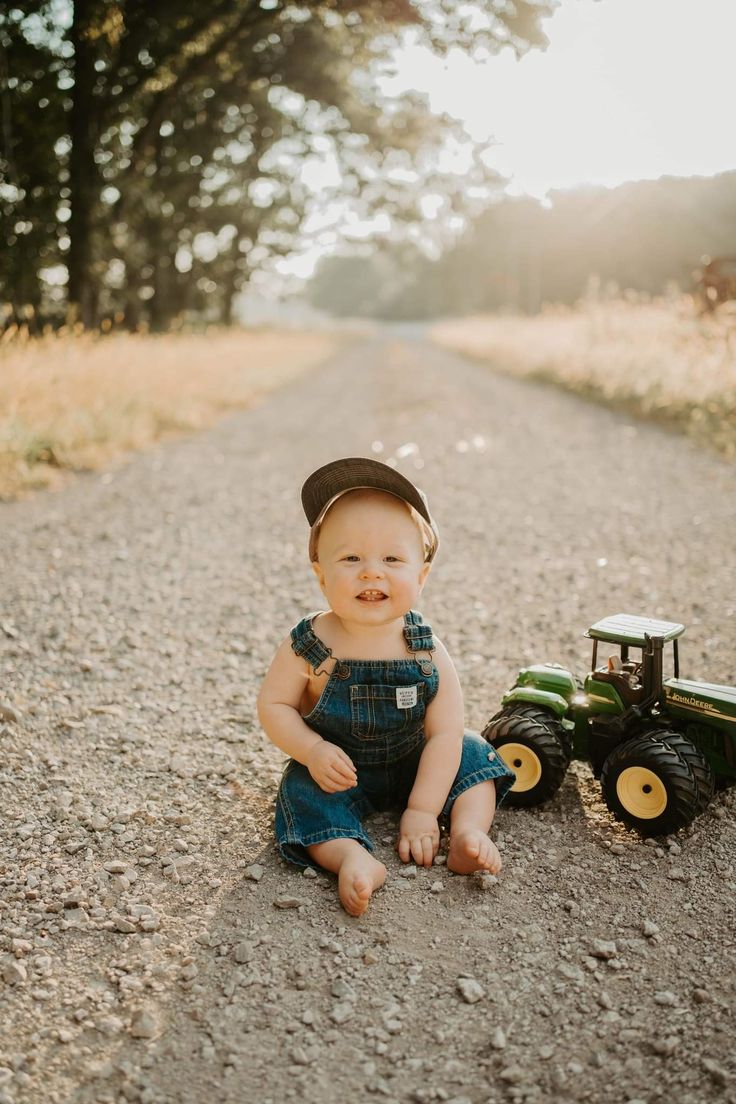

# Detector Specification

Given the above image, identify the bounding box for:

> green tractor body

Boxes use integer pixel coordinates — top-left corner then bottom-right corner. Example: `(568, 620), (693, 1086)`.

(484, 613), (736, 835)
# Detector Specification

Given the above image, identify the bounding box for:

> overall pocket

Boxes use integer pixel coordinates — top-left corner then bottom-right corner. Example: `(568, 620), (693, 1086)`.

(350, 682), (426, 740)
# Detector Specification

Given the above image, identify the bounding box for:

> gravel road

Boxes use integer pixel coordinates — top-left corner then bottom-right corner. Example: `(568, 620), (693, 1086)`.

(1, 333), (735, 1104)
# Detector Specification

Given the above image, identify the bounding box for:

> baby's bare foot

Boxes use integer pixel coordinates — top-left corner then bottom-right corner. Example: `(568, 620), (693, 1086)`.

(338, 851), (387, 917)
(447, 829), (502, 876)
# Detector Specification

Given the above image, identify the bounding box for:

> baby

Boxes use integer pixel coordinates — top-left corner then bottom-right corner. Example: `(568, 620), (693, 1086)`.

(257, 457), (515, 917)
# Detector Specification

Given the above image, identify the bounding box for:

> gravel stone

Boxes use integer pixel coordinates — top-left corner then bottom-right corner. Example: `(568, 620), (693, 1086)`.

(456, 977), (484, 1004)
(129, 1010), (158, 1039)
(590, 940), (618, 960)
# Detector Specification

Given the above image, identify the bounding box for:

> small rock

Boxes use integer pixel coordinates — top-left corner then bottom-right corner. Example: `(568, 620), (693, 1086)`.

(539, 1045), (554, 1060)
(557, 962), (585, 983)
(667, 868), (687, 881)
(273, 897), (304, 910)
(244, 864), (264, 882)
(330, 1002), (354, 1024)
(590, 939), (617, 960)
(702, 1058), (729, 1086)
(651, 1036), (679, 1056)
(103, 861), (128, 874)
(63, 907), (89, 928)
(363, 950), (379, 966)
(95, 1015), (125, 1036)
(2, 958), (27, 985)
(499, 1066), (525, 1085)
(597, 991), (613, 1010)
(302, 867), (317, 879)
(0, 702), (20, 723)
(430, 881), (444, 894)
(398, 865), (417, 879)
(692, 988), (711, 1004)
(113, 916), (137, 934)
(474, 872), (498, 890)
(491, 1027), (506, 1049)
(456, 977), (484, 1004)
(609, 843), (625, 855)
(331, 979), (355, 1001)
(641, 919), (659, 938)
(129, 1009), (158, 1039)
(289, 1046), (314, 1066)
(654, 991), (677, 1006)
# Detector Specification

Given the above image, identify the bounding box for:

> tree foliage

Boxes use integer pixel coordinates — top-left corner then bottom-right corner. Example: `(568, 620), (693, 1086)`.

(0, 0), (553, 330)
(309, 170), (736, 318)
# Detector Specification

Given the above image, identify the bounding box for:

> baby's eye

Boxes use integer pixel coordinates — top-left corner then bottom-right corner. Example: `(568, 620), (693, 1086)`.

(342, 555), (360, 562)
(384, 556), (402, 563)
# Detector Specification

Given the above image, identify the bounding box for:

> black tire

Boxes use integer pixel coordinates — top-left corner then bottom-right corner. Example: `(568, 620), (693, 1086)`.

(600, 733), (700, 837)
(484, 703), (572, 765)
(482, 707), (569, 807)
(657, 731), (715, 815)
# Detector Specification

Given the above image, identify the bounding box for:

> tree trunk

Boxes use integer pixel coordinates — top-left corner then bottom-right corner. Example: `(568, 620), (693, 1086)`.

(67, 0), (99, 328)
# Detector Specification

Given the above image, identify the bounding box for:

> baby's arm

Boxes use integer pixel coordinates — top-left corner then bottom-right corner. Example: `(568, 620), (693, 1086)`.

(257, 636), (357, 793)
(398, 638), (464, 867)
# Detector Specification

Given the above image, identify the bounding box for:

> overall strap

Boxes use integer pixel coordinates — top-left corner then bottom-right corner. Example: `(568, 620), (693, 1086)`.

(290, 613), (333, 675)
(403, 610), (435, 654)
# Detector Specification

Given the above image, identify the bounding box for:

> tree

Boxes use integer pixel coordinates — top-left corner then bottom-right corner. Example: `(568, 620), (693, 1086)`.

(0, 1), (554, 329)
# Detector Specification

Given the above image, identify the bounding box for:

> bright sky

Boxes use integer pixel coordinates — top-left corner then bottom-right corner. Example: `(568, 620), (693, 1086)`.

(396, 0), (736, 198)
(269, 0), (736, 285)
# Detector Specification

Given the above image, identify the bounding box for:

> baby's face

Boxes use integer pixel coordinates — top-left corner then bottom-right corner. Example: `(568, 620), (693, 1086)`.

(312, 490), (431, 625)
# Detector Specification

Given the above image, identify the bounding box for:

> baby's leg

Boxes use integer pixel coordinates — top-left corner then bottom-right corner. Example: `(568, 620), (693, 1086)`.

(307, 839), (386, 917)
(447, 780), (502, 875)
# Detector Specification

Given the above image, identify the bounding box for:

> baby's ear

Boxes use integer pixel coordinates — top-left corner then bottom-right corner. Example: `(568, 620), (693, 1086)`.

(311, 560), (326, 589)
(418, 562), (432, 591)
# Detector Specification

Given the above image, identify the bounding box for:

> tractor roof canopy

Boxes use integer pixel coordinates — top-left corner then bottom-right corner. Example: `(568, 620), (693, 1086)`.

(585, 614), (685, 647)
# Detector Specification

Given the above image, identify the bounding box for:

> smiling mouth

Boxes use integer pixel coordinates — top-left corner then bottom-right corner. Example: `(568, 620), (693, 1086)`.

(357, 590), (388, 601)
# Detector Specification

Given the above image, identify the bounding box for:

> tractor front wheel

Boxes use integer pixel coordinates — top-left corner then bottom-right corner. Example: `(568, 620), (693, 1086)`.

(482, 707), (568, 807)
(600, 733), (700, 836)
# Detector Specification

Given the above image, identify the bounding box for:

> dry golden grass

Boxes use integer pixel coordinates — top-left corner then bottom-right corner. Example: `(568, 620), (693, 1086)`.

(0, 327), (341, 499)
(431, 298), (736, 458)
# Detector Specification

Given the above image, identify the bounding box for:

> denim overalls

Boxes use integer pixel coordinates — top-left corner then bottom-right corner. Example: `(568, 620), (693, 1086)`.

(275, 609), (516, 868)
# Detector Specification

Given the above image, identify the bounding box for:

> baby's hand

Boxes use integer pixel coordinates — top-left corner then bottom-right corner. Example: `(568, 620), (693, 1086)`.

(398, 808), (440, 868)
(305, 740), (357, 793)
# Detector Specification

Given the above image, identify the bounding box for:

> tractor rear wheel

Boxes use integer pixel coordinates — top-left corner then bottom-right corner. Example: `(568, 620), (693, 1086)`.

(482, 707), (568, 807)
(657, 731), (715, 815)
(600, 733), (700, 836)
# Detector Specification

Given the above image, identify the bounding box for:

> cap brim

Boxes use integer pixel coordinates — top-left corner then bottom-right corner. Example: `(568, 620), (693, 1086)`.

(302, 457), (439, 561)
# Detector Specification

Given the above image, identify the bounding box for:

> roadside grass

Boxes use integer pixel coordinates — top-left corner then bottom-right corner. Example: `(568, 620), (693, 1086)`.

(431, 298), (736, 459)
(0, 327), (342, 499)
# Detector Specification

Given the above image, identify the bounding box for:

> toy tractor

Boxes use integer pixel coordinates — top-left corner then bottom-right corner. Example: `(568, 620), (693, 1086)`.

(482, 614), (736, 836)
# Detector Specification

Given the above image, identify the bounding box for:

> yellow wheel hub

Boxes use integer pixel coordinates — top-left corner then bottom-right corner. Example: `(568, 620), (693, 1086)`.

(616, 766), (667, 819)
(499, 742), (542, 792)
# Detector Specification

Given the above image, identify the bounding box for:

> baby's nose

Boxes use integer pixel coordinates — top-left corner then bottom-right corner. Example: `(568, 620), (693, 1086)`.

(360, 561), (384, 577)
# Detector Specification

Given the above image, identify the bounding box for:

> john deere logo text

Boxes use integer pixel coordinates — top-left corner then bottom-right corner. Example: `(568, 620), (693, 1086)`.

(665, 691), (717, 713)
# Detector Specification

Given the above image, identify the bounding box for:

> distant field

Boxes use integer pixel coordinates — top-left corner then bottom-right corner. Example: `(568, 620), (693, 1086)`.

(432, 299), (736, 459)
(0, 327), (341, 499)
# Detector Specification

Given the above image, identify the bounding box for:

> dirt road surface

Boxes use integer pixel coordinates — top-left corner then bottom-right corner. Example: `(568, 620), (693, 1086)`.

(1, 334), (735, 1104)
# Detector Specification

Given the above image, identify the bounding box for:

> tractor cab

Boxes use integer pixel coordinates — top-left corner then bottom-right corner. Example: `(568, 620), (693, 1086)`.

(584, 614), (684, 714)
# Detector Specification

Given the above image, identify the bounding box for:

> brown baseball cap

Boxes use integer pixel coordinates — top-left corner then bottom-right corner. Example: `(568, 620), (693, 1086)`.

(301, 457), (440, 562)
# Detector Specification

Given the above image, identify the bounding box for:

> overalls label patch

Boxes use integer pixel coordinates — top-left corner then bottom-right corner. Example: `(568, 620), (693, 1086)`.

(396, 685), (418, 709)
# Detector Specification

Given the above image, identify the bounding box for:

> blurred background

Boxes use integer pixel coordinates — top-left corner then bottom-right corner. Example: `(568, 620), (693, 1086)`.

(1, 0), (735, 494)
(2, 0), (735, 329)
